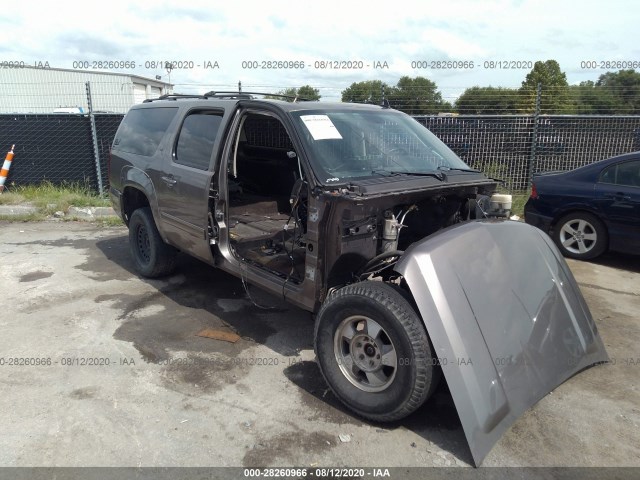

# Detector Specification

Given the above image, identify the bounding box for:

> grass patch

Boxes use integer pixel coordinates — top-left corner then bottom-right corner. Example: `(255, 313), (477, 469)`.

(0, 191), (26, 205)
(0, 181), (109, 214)
(0, 213), (46, 222)
(510, 191), (529, 218)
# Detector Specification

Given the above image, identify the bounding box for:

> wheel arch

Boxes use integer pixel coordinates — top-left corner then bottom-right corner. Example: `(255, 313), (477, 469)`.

(326, 252), (370, 290)
(550, 206), (607, 232)
(121, 186), (150, 226)
(120, 167), (161, 229)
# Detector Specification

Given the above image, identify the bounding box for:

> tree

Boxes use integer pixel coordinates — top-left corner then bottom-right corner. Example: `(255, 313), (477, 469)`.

(388, 76), (451, 114)
(455, 86), (521, 114)
(341, 80), (392, 105)
(522, 60), (568, 89)
(341, 77), (450, 114)
(569, 81), (622, 114)
(520, 60), (574, 113)
(596, 70), (640, 113)
(296, 85), (321, 101)
(265, 85), (321, 102)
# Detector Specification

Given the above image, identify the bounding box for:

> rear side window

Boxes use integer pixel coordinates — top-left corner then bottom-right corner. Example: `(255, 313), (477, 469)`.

(175, 112), (223, 170)
(600, 160), (640, 187)
(114, 107), (178, 157)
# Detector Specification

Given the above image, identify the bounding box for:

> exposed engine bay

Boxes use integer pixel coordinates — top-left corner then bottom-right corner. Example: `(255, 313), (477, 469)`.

(322, 187), (510, 289)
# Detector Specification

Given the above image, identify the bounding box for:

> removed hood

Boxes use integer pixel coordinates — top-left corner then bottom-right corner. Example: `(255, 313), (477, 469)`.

(395, 220), (609, 465)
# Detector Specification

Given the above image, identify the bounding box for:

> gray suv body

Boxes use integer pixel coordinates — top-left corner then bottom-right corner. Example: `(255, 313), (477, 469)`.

(109, 94), (608, 465)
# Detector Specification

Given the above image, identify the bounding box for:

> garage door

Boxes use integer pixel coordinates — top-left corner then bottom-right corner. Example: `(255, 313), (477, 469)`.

(133, 83), (147, 104)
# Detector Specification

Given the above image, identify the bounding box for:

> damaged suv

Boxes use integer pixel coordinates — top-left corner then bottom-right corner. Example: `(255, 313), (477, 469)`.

(109, 93), (607, 465)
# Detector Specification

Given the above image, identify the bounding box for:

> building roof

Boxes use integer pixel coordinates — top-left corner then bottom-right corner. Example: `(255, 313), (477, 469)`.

(13, 65), (173, 87)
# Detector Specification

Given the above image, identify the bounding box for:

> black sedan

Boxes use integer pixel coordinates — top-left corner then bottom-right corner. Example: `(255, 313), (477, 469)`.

(525, 152), (640, 260)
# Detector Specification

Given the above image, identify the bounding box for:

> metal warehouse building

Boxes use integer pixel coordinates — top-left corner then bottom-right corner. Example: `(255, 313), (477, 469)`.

(0, 66), (173, 113)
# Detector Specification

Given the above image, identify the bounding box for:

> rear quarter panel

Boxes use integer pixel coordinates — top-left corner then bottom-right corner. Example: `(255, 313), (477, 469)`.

(528, 172), (602, 229)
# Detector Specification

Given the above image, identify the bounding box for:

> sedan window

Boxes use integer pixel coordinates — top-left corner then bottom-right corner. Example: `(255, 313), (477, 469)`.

(600, 160), (640, 187)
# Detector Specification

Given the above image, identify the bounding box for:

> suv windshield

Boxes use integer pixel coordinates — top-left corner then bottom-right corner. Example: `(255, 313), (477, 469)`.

(291, 109), (471, 184)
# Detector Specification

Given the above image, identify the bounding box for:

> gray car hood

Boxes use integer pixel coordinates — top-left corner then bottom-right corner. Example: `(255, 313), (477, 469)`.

(394, 220), (608, 466)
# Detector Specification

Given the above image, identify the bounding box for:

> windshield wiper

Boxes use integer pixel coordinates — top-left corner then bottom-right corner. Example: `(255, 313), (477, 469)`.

(437, 165), (481, 173)
(371, 170), (405, 177)
(372, 170), (446, 181)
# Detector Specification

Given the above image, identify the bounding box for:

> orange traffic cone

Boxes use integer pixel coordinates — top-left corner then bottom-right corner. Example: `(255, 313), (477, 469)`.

(0, 144), (15, 193)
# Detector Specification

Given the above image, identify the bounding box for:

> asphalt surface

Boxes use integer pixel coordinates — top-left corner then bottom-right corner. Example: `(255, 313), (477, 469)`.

(0, 221), (638, 468)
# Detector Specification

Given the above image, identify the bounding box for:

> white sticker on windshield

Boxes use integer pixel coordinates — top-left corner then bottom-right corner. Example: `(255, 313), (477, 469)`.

(300, 115), (343, 140)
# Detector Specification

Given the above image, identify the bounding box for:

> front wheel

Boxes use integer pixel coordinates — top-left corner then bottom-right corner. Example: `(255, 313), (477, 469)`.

(314, 281), (440, 422)
(553, 212), (607, 260)
(128, 207), (177, 277)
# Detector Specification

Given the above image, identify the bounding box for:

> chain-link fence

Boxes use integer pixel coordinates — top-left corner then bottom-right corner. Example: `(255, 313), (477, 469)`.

(0, 113), (122, 192)
(93, 114), (126, 189)
(417, 115), (640, 190)
(0, 114), (98, 188)
(418, 115), (534, 189)
(1, 112), (640, 194)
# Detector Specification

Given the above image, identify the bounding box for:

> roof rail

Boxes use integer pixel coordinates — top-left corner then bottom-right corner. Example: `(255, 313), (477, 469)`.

(202, 91), (256, 99)
(142, 91), (315, 103)
(204, 91), (312, 102)
(143, 93), (209, 103)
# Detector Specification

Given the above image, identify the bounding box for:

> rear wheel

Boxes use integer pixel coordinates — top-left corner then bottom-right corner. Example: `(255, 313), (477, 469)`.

(553, 212), (607, 260)
(314, 281), (440, 422)
(128, 207), (177, 277)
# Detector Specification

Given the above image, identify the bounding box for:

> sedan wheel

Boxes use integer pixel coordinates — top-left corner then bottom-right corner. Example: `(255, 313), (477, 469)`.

(554, 212), (607, 260)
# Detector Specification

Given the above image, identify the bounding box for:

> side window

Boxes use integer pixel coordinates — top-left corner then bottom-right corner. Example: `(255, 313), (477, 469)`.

(175, 112), (223, 170)
(600, 164), (616, 184)
(616, 160), (640, 187)
(600, 160), (640, 187)
(114, 107), (178, 157)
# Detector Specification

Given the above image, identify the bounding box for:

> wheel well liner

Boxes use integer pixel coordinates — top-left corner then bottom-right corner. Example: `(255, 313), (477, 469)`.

(122, 187), (150, 225)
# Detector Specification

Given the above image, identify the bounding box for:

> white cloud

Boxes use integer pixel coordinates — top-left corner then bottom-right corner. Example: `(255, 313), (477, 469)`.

(0, 0), (636, 101)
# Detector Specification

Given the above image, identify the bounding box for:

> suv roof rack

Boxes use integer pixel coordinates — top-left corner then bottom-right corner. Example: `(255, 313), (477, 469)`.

(143, 94), (213, 103)
(142, 91), (314, 103)
(202, 91), (256, 99)
(204, 91), (312, 102)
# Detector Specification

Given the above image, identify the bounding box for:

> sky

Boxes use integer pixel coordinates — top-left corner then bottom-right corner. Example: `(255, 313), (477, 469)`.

(0, 0), (637, 102)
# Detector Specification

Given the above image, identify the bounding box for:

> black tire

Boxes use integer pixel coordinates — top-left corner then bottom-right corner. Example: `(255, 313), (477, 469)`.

(128, 207), (177, 277)
(553, 212), (607, 260)
(314, 281), (440, 422)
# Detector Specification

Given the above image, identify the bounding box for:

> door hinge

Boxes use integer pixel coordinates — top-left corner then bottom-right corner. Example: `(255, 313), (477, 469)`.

(208, 212), (219, 245)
